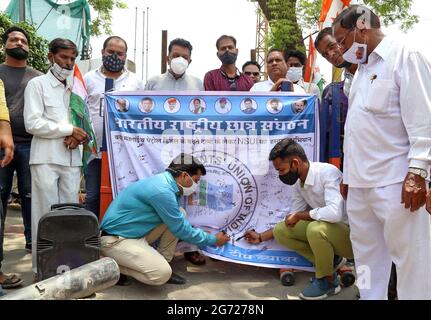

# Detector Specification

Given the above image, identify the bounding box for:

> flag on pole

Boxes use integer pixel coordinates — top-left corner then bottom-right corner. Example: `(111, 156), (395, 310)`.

(304, 34), (317, 83)
(319, 1), (351, 81)
(312, 66), (326, 94)
(319, 0), (351, 29)
(69, 65), (97, 170)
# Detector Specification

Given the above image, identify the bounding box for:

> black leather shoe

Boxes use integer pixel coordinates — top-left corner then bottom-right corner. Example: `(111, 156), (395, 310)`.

(116, 274), (131, 286)
(167, 272), (186, 285)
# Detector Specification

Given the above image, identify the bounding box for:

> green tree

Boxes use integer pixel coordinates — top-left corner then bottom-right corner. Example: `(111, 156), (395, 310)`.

(0, 11), (49, 72)
(0, 0), (128, 71)
(88, 0), (127, 36)
(254, 0), (418, 53)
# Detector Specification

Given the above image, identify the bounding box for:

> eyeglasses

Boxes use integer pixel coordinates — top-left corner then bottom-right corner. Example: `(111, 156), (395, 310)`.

(244, 71), (260, 77)
(322, 42), (342, 59)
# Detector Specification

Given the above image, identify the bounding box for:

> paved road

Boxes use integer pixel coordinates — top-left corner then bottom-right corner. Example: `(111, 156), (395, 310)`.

(2, 208), (357, 300)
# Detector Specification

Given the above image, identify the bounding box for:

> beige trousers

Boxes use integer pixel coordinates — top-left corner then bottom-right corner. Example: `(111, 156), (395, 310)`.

(101, 223), (179, 286)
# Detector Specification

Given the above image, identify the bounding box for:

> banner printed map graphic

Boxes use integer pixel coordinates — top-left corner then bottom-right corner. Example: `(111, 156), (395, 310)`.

(105, 91), (318, 270)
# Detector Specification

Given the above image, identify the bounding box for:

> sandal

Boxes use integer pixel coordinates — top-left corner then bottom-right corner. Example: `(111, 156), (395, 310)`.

(0, 274), (23, 289)
(184, 251), (206, 265)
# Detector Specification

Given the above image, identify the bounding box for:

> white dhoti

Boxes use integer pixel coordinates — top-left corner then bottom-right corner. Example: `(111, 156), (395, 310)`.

(30, 164), (81, 274)
(347, 182), (431, 300)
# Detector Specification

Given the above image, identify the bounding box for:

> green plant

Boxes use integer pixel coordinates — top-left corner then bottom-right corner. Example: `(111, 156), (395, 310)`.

(0, 11), (49, 72)
(252, 0), (418, 52)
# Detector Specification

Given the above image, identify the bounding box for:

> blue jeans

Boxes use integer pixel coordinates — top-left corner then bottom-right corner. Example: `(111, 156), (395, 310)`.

(0, 142), (32, 267)
(84, 158), (101, 219)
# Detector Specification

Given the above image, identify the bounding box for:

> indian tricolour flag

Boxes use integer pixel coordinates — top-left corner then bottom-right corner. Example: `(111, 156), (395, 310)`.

(70, 65), (97, 170)
(319, 0), (351, 29)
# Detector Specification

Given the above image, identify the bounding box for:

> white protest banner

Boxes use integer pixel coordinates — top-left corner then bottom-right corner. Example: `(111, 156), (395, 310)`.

(105, 91), (318, 270)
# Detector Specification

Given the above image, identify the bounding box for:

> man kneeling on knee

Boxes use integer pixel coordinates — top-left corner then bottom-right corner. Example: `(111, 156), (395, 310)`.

(245, 138), (354, 300)
(99, 153), (230, 286)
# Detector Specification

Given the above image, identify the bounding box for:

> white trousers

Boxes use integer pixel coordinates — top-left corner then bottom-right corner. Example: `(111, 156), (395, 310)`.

(347, 183), (431, 300)
(30, 164), (81, 273)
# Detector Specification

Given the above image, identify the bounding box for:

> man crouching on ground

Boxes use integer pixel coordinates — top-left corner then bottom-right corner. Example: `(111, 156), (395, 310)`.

(245, 138), (354, 300)
(99, 153), (230, 286)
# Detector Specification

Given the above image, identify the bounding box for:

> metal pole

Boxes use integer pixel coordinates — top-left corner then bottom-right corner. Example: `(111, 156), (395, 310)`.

(250, 49), (256, 62)
(145, 7), (149, 82)
(161, 30), (168, 74)
(0, 258), (120, 300)
(302, 30), (319, 42)
(19, 0), (25, 22)
(133, 7), (138, 63)
(142, 11), (145, 80)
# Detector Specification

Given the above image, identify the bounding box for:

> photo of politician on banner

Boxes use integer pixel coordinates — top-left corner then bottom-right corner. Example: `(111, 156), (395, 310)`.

(104, 91), (319, 271)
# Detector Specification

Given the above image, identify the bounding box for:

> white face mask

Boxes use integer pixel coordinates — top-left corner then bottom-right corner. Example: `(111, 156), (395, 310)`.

(287, 67), (303, 83)
(170, 57), (189, 75)
(342, 29), (367, 65)
(51, 62), (73, 81)
(178, 172), (197, 196)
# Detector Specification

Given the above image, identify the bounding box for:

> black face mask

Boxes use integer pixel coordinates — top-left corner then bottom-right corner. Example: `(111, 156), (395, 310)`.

(219, 51), (237, 65)
(102, 53), (126, 72)
(6, 47), (29, 60)
(279, 163), (300, 186)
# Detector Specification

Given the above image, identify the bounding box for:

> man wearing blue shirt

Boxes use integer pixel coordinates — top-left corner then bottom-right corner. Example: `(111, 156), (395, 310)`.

(100, 153), (230, 286)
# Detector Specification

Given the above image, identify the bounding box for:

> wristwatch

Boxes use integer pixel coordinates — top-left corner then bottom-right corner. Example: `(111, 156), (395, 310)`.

(408, 167), (428, 179)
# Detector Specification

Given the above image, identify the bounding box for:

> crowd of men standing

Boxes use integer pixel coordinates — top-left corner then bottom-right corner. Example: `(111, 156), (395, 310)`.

(0, 22), (318, 291)
(0, 4), (431, 300)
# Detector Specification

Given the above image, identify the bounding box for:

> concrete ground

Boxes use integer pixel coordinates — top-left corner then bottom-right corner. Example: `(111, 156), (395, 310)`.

(2, 207), (358, 300)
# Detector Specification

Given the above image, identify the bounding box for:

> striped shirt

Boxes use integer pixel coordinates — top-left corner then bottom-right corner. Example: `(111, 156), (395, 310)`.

(204, 66), (254, 91)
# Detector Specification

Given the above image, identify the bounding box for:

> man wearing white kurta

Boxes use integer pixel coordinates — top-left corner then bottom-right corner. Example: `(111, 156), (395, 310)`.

(333, 5), (431, 300)
(83, 36), (144, 218)
(24, 39), (89, 275)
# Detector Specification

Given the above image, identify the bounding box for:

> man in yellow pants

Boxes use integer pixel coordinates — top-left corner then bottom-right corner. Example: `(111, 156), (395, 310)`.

(245, 138), (353, 300)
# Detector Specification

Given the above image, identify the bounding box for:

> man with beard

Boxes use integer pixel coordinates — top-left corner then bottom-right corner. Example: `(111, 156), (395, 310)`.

(204, 35), (254, 91)
(0, 27), (42, 289)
